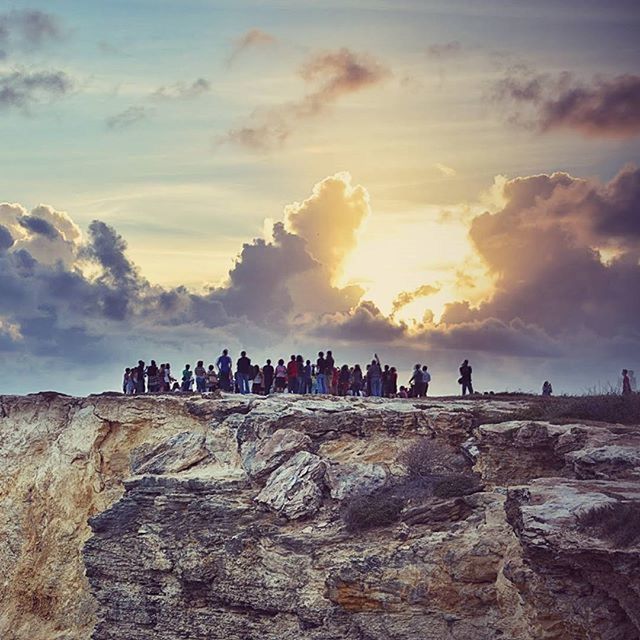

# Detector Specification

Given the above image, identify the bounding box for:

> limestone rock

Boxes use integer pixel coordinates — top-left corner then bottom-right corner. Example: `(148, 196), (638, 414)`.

(255, 450), (326, 519)
(325, 461), (388, 500)
(241, 428), (313, 481)
(131, 431), (210, 475)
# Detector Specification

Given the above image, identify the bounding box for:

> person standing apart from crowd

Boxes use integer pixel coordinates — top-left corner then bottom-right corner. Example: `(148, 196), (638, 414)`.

(275, 359), (287, 392)
(622, 369), (632, 395)
(459, 359), (473, 396)
(236, 351), (252, 394)
(263, 359), (274, 394)
(542, 380), (553, 396)
(216, 349), (233, 392)
(316, 352), (327, 394)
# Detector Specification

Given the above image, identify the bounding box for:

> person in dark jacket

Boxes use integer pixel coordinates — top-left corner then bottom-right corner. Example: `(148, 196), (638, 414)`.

(236, 351), (252, 394)
(263, 359), (274, 394)
(459, 359), (473, 396)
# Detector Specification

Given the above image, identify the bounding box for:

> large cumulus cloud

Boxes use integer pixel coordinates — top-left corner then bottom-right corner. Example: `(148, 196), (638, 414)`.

(0, 173), (369, 377)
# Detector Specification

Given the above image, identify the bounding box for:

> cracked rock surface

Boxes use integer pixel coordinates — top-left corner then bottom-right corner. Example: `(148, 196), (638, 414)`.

(1, 392), (639, 640)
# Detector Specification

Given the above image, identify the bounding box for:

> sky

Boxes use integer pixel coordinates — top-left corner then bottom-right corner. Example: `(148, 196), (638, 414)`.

(1, 0), (640, 395)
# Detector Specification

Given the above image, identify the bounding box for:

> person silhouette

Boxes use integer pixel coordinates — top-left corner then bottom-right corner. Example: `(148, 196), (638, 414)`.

(459, 359), (473, 396)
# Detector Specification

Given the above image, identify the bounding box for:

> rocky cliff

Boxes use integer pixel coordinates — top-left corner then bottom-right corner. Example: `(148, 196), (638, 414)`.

(1, 393), (639, 639)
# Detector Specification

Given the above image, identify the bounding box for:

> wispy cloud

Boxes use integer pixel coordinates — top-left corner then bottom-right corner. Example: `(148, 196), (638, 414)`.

(150, 78), (211, 100)
(0, 69), (73, 112)
(494, 67), (640, 138)
(227, 28), (276, 66)
(221, 47), (390, 150)
(105, 106), (150, 130)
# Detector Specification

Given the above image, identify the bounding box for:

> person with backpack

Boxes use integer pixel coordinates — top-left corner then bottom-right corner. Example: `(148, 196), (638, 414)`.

(459, 359), (473, 396)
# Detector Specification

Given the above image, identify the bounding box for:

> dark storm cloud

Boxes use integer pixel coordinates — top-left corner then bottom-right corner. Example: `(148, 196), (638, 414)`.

(221, 48), (390, 150)
(391, 284), (440, 315)
(0, 69), (73, 111)
(494, 68), (640, 138)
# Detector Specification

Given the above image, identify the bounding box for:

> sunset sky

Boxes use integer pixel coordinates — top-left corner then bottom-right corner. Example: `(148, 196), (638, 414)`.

(1, 0), (640, 395)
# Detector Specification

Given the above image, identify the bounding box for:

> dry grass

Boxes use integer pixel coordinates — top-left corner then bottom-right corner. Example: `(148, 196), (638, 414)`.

(577, 502), (640, 547)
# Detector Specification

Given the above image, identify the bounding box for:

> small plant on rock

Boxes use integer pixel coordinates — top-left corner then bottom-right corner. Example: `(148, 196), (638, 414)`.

(577, 502), (640, 547)
(341, 488), (404, 533)
(399, 438), (465, 479)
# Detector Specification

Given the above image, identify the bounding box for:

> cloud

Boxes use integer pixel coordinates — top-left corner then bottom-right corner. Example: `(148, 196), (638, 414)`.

(426, 41), (463, 60)
(0, 9), (62, 57)
(221, 47), (390, 150)
(0, 69), (73, 112)
(435, 163), (456, 178)
(441, 165), (640, 342)
(0, 173), (369, 369)
(391, 284), (440, 315)
(227, 28), (276, 66)
(105, 106), (150, 130)
(150, 78), (211, 100)
(494, 68), (640, 138)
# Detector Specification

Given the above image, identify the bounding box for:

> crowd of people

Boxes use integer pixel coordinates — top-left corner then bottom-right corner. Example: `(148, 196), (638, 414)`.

(120, 353), (637, 398)
(122, 351), (440, 398)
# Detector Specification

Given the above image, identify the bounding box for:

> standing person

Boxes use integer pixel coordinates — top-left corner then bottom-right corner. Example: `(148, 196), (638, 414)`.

(146, 360), (160, 393)
(382, 365), (391, 397)
(136, 360), (146, 394)
(338, 364), (350, 396)
(351, 364), (363, 396)
(251, 364), (263, 395)
(331, 366), (339, 395)
(263, 359), (274, 395)
(459, 359), (473, 396)
(126, 368), (136, 395)
(181, 364), (193, 392)
(388, 367), (398, 397)
(296, 355), (306, 394)
(409, 364), (422, 397)
(542, 380), (553, 396)
(216, 349), (233, 392)
(236, 351), (252, 394)
(622, 369), (632, 395)
(325, 351), (335, 381)
(369, 356), (383, 397)
(303, 359), (313, 394)
(164, 363), (174, 392)
(275, 359), (288, 392)
(122, 367), (130, 394)
(206, 365), (218, 392)
(364, 364), (371, 396)
(287, 355), (298, 393)
(194, 360), (207, 393)
(421, 366), (431, 397)
(158, 364), (167, 392)
(316, 352), (327, 394)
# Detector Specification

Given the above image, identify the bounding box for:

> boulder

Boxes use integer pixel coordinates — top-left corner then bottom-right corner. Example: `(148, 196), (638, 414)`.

(131, 431), (210, 475)
(242, 428), (313, 481)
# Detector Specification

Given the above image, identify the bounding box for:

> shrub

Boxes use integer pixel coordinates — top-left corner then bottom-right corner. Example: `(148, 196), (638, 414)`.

(577, 502), (640, 547)
(399, 438), (465, 479)
(341, 488), (404, 533)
